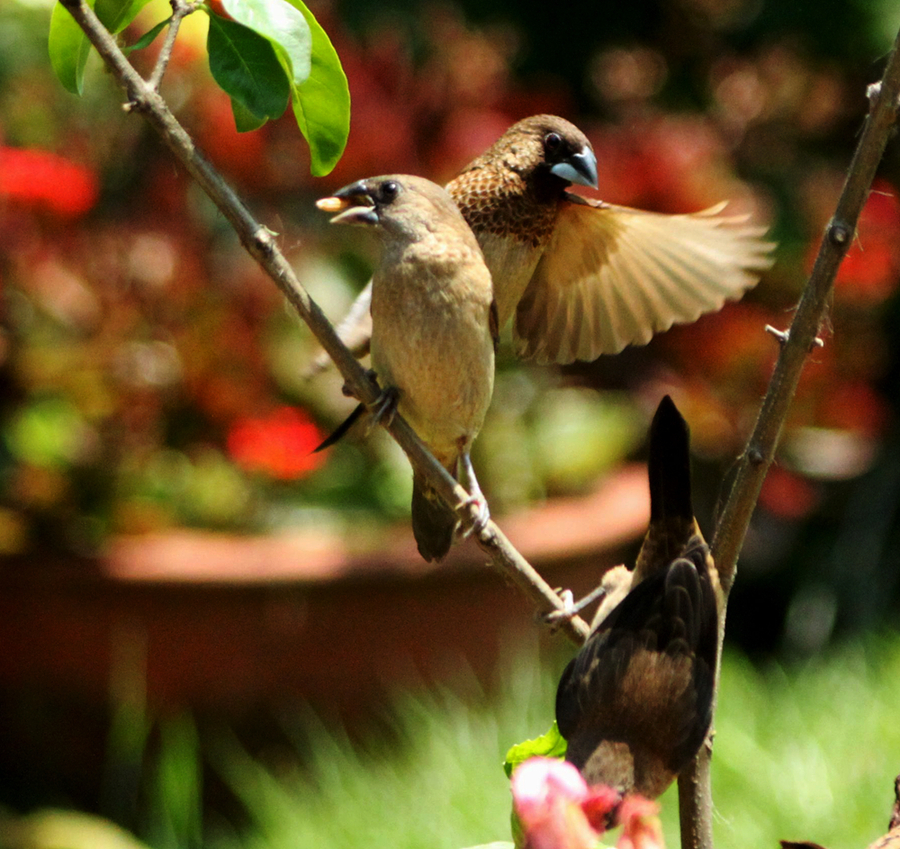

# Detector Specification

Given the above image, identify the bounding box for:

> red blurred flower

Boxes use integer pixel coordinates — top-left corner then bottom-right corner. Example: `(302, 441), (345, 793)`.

(584, 115), (738, 213)
(759, 466), (819, 521)
(512, 757), (618, 849)
(0, 146), (98, 217)
(616, 796), (665, 849)
(226, 406), (326, 480)
(818, 179), (900, 305)
(195, 94), (268, 185)
(510, 757), (665, 849)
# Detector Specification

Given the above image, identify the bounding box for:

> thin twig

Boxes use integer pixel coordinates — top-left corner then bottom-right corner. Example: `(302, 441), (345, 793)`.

(56, 0), (590, 645)
(147, 0), (197, 91)
(677, 25), (900, 849)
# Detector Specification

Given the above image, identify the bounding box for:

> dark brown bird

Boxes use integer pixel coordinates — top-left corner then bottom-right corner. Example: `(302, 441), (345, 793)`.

(554, 395), (722, 798)
(315, 114), (772, 370)
(316, 175), (497, 562)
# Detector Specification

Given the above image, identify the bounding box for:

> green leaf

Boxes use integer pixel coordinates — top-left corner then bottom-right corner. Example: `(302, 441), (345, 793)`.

(221, 0), (311, 86)
(231, 97), (267, 132)
(503, 722), (568, 778)
(49, 0), (95, 95)
(123, 16), (172, 55)
(282, 0), (349, 176)
(95, 0), (152, 33)
(219, 0), (348, 175)
(206, 12), (291, 126)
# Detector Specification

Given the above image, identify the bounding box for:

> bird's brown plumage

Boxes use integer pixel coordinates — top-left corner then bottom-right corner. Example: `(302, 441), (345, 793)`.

(314, 114), (773, 371)
(317, 175), (496, 562)
(555, 396), (721, 798)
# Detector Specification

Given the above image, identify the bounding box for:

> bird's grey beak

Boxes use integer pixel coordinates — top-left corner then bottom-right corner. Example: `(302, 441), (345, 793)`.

(316, 181), (379, 226)
(550, 148), (599, 189)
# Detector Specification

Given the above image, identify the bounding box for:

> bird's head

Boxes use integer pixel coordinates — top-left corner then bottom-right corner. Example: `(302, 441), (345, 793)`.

(317, 175), (468, 241)
(504, 115), (599, 192)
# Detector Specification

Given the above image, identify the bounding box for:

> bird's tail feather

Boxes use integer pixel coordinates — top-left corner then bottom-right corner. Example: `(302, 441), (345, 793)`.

(411, 472), (455, 562)
(635, 395), (698, 577)
(313, 403), (366, 453)
(648, 395), (693, 525)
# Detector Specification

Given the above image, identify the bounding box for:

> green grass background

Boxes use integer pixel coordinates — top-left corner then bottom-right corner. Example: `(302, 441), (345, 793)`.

(6, 636), (900, 849)
(199, 637), (900, 849)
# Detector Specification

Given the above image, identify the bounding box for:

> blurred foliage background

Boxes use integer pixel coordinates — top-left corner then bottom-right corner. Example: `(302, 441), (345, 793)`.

(3, 0), (900, 845)
(3, 0), (900, 653)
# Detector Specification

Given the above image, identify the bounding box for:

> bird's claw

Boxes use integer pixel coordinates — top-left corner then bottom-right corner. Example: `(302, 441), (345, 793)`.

(453, 492), (490, 541)
(543, 589), (576, 626)
(543, 579), (619, 629)
(364, 385), (399, 433)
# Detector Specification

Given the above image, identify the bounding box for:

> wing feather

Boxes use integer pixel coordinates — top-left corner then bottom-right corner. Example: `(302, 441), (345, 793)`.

(514, 196), (775, 364)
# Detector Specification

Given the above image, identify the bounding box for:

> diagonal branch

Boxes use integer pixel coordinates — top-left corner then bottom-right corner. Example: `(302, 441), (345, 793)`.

(56, 0), (590, 644)
(677, 24), (900, 849)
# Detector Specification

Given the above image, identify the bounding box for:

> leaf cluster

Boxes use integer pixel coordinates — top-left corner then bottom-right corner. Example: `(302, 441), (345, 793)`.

(48, 0), (349, 175)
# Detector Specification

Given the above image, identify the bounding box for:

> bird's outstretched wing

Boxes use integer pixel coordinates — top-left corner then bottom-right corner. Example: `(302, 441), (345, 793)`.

(514, 197), (774, 364)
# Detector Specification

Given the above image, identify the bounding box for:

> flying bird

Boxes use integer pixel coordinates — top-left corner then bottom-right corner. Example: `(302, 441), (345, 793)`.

(554, 395), (722, 798)
(316, 175), (497, 562)
(312, 114), (772, 370)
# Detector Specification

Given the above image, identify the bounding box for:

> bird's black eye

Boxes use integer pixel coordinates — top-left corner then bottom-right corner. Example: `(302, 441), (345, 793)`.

(544, 132), (562, 154)
(379, 180), (401, 203)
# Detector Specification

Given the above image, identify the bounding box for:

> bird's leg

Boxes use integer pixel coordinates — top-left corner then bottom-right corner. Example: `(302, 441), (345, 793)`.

(453, 451), (491, 540)
(543, 583), (610, 626)
(545, 564), (633, 630)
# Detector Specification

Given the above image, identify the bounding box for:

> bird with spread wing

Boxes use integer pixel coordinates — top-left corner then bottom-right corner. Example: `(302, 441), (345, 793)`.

(315, 114), (773, 370)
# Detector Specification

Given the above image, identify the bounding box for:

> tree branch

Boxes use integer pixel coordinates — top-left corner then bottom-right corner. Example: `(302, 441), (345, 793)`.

(147, 0), (198, 91)
(56, 0), (590, 644)
(678, 24), (900, 849)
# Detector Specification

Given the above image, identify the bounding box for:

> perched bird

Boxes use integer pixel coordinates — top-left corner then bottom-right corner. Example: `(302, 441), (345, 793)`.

(316, 175), (497, 562)
(554, 395), (722, 798)
(313, 114), (772, 370)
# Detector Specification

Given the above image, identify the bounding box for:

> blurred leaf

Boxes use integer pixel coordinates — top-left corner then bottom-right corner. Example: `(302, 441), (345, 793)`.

(48, 0), (95, 95)
(179, 448), (251, 526)
(284, 0), (349, 176)
(123, 15), (171, 54)
(206, 12), (290, 127)
(4, 397), (88, 468)
(103, 627), (150, 824)
(153, 717), (203, 849)
(462, 844), (515, 849)
(503, 722), (567, 778)
(533, 389), (641, 493)
(231, 96), (268, 132)
(95, 0), (151, 34)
